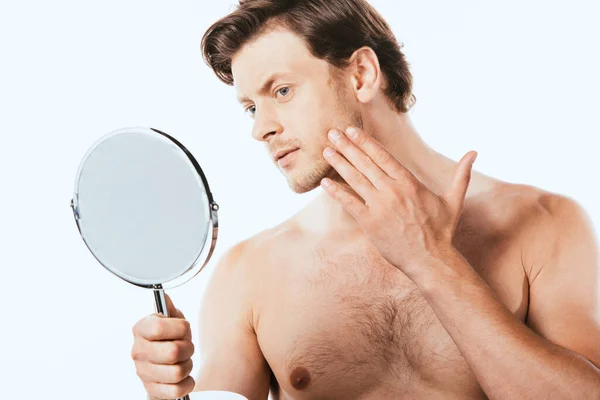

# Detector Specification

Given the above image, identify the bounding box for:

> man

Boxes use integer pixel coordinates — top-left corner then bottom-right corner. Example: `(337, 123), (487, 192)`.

(131, 1), (600, 399)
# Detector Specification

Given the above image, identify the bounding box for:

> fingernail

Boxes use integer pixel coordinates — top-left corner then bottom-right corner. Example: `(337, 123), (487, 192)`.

(346, 127), (359, 139)
(328, 129), (342, 141)
(324, 147), (335, 158)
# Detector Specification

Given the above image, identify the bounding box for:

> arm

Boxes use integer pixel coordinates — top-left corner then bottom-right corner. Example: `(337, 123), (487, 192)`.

(192, 241), (271, 400)
(413, 196), (600, 399)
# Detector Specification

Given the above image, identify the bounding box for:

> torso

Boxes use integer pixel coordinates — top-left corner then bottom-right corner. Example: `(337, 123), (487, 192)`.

(243, 183), (545, 399)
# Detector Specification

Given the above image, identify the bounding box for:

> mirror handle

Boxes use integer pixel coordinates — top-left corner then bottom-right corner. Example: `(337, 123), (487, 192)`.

(153, 287), (191, 400)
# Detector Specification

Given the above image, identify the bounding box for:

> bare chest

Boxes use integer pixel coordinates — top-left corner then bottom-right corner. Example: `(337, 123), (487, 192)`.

(255, 238), (526, 400)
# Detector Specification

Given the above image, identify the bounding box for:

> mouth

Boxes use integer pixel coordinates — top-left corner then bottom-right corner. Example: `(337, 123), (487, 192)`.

(275, 148), (299, 168)
(273, 148), (299, 162)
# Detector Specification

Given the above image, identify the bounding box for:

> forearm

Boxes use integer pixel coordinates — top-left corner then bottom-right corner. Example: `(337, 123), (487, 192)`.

(411, 249), (600, 399)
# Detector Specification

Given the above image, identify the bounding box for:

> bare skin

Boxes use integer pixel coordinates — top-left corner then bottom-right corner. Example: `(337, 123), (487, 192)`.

(132, 25), (600, 399)
(191, 181), (597, 400)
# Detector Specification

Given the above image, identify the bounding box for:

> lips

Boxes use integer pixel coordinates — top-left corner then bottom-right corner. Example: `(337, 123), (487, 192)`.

(272, 148), (298, 162)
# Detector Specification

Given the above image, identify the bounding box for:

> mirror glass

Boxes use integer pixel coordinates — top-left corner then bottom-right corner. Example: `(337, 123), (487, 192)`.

(72, 127), (216, 288)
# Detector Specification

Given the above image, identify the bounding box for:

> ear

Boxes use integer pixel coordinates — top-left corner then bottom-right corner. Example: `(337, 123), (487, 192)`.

(348, 46), (383, 105)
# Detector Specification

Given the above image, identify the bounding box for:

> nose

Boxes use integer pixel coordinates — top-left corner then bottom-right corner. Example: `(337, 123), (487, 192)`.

(251, 104), (283, 142)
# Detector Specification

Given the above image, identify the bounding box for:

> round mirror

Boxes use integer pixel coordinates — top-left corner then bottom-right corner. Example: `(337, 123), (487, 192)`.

(70, 127), (219, 400)
(71, 127), (218, 289)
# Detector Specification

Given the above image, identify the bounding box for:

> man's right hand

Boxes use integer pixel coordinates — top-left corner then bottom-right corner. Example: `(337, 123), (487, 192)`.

(131, 294), (196, 399)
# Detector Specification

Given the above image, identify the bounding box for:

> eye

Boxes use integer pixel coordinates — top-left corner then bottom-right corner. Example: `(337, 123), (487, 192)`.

(276, 86), (291, 99)
(244, 105), (256, 118)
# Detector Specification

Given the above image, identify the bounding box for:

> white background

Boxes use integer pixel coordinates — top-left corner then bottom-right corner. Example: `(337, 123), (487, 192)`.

(0, 0), (599, 398)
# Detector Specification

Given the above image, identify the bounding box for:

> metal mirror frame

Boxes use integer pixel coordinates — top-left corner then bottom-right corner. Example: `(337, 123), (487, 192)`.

(71, 127), (219, 289)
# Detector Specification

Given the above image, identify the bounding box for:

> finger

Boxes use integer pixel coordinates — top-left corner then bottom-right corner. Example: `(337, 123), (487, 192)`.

(152, 339), (195, 364)
(163, 293), (185, 318)
(144, 376), (195, 400)
(327, 129), (389, 189)
(321, 178), (369, 222)
(135, 314), (192, 341)
(323, 146), (376, 203)
(345, 126), (413, 182)
(446, 151), (477, 217)
(136, 359), (194, 385)
(133, 338), (195, 364)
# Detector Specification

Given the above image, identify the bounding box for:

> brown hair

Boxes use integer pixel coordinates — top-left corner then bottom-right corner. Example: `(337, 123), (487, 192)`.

(201, 0), (416, 113)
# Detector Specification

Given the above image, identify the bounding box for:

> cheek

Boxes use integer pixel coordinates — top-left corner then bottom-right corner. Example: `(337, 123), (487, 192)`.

(285, 87), (339, 146)
(282, 106), (328, 139)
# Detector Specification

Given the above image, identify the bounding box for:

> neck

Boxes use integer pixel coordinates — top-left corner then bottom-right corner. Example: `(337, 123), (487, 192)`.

(301, 103), (497, 237)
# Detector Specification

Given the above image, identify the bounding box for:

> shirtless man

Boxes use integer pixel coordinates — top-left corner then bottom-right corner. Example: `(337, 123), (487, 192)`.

(131, 1), (600, 399)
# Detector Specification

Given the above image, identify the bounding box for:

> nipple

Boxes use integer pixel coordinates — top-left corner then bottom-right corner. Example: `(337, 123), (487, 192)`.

(290, 366), (311, 390)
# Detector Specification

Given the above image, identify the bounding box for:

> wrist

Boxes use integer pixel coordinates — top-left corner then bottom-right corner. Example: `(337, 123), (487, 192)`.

(408, 246), (470, 293)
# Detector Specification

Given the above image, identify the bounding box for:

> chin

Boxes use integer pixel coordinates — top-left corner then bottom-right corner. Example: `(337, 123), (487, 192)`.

(285, 162), (336, 194)
(288, 179), (319, 194)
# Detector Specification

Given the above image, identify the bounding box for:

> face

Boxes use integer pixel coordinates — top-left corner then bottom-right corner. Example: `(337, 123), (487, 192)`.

(231, 27), (363, 194)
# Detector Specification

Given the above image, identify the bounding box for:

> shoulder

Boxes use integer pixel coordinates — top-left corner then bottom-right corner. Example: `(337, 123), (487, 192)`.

(531, 190), (597, 269)
(514, 185), (595, 251)
(467, 182), (597, 274)
(499, 184), (598, 280)
(478, 182), (592, 235)
(209, 217), (302, 288)
(203, 219), (301, 326)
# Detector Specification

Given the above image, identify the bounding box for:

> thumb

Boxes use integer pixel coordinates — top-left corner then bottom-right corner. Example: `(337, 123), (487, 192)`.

(447, 151), (477, 216)
(160, 293), (186, 319)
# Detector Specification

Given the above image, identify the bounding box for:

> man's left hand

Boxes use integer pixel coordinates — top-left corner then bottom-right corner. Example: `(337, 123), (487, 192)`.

(321, 126), (477, 278)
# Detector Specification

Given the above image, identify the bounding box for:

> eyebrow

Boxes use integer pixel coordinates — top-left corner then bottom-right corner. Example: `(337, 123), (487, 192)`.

(236, 72), (291, 104)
